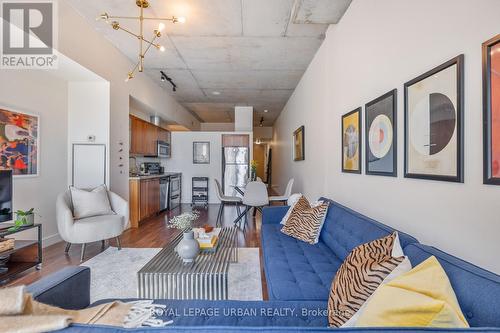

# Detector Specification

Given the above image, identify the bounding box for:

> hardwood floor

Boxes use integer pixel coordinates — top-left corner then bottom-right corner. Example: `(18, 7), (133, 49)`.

(7, 203), (269, 299)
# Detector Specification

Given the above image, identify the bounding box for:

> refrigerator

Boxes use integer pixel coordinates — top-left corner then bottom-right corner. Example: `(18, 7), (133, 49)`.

(222, 147), (249, 196)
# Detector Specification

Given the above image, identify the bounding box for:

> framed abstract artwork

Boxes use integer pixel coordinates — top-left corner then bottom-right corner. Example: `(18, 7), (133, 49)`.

(365, 89), (397, 177)
(0, 107), (40, 176)
(193, 141), (210, 164)
(483, 34), (500, 185)
(404, 55), (464, 182)
(293, 126), (305, 161)
(342, 108), (361, 173)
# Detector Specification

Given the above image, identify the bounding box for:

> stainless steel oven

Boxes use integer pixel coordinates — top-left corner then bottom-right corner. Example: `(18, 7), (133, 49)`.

(168, 174), (181, 210)
(157, 141), (170, 158)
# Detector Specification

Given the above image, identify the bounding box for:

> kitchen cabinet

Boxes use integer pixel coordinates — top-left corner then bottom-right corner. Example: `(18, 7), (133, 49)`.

(158, 128), (170, 143)
(129, 178), (160, 228)
(130, 116), (144, 155)
(129, 115), (170, 156)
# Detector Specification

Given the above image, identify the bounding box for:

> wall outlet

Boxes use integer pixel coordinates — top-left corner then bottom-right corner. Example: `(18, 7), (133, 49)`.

(87, 135), (96, 142)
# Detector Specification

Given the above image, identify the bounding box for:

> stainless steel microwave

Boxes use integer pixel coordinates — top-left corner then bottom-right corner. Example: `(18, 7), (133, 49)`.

(157, 141), (170, 158)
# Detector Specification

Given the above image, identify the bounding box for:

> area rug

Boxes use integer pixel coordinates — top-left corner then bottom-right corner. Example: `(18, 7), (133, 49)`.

(81, 247), (262, 303)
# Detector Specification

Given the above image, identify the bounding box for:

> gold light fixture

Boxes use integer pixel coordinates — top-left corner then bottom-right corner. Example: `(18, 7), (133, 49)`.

(97, 0), (185, 82)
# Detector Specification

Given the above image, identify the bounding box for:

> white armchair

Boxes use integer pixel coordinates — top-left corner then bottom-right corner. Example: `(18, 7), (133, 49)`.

(56, 189), (129, 262)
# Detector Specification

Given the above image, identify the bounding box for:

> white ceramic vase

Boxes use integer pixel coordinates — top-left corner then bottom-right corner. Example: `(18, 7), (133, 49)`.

(177, 231), (199, 263)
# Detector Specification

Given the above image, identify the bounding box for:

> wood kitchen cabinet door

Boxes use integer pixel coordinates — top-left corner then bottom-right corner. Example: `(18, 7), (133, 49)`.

(158, 128), (170, 143)
(130, 116), (144, 155)
(146, 124), (158, 156)
(148, 179), (160, 214)
(139, 178), (160, 219)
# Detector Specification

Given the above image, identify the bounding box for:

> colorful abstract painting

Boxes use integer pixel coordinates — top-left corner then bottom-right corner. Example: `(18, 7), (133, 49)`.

(404, 55), (464, 182)
(0, 108), (39, 176)
(483, 34), (500, 184)
(365, 89), (397, 177)
(342, 108), (361, 173)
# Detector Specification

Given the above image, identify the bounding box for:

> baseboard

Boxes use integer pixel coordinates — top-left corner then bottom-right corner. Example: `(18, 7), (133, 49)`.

(43, 233), (62, 247)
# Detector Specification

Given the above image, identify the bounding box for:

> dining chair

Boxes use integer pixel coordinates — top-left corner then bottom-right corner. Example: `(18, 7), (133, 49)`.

(233, 181), (269, 229)
(214, 179), (242, 226)
(269, 178), (294, 205)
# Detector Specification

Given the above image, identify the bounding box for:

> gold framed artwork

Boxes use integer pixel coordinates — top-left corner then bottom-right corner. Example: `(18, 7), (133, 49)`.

(293, 126), (305, 161)
(342, 108), (362, 173)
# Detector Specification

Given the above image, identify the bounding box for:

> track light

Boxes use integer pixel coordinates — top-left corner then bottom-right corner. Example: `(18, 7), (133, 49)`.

(160, 70), (177, 92)
(259, 117), (264, 127)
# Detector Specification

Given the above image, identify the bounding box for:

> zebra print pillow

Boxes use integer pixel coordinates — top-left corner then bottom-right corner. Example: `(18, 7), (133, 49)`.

(280, 196), (329, 244)
(328, 232), (405, 327)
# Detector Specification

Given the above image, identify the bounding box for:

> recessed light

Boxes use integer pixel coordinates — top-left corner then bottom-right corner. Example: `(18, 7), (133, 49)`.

(212, 91), (221, 95)
(263, 109), (268, 113)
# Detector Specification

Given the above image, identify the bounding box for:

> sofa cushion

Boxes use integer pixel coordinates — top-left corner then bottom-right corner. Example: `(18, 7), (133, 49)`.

(280, 196), (329, 244)
(404, 243), (500, 328)
(318, 198), (418, 261)
(355, 256), (469, 328)
(261, 224), (342, 301)
(328, 232), (406, 327)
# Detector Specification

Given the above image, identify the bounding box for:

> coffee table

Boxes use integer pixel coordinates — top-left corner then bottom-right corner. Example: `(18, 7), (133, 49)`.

(138, 226), (238, 300)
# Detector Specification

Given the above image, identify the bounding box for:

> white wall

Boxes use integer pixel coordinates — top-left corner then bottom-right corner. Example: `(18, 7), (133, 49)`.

(165, 131), (253, 204)
(68, 82), (110, 187)
(234, 106), (253, 132)
(58, 1), (201, 200)
(273, 0), (500, 273)
(200, 123), (235, 132)
(0, 70), (68, 245)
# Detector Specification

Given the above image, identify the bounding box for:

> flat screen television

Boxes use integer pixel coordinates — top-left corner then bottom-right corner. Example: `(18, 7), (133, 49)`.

(0, 170), (13, 223)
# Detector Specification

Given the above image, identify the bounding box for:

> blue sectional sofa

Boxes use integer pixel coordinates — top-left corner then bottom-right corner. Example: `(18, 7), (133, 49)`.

(26, 198), (500, 332)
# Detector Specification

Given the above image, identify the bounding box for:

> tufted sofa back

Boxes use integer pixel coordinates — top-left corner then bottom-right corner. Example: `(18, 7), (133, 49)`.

(404, 243), (500, 328)
(318, 198), (419, 261)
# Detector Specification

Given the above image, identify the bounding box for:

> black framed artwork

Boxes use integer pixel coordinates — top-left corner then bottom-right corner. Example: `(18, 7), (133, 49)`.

(365, 89), (397, 177)
(342, 108), (362, 174)
(404, 55), (464, 182)
(293, 126), (305, 161)
(482, 34), (500, 185)
(193, 141), (210, 164)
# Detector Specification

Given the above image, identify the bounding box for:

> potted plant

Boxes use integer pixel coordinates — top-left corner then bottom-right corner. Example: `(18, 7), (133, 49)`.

(8, 208), (37, 232)
(167, 211), (200, 263)
(250, 160), (258, 181)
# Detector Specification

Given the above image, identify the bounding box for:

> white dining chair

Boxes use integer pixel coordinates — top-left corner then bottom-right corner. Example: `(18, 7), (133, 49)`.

(214, 179), (242, 226)
(269, 178), (294, 205)
(233, 181), (269, 229)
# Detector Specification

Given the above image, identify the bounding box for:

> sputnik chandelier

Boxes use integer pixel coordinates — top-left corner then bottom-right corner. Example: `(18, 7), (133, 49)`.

(97, 0), (185, 82)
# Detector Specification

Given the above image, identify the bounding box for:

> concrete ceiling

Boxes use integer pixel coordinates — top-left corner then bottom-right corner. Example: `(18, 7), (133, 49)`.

(68, 0), (352, 126)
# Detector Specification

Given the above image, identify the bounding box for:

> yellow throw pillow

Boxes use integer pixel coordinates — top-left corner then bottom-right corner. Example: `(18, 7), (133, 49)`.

(355, 256), (469, 328)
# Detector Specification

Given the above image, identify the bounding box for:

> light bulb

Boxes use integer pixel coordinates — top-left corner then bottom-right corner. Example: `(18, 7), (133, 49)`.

(177, 16), (186, 24)
(159, 45), (165, 52)
(158, 22), (165, 32)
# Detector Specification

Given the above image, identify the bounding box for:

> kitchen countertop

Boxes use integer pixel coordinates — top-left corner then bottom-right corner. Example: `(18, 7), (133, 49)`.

(129, 172), (181, 180)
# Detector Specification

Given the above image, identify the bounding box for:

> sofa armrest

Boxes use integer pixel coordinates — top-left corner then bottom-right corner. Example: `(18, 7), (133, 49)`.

(27, 266), (90, 310)
(262, 206), (289, 224)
